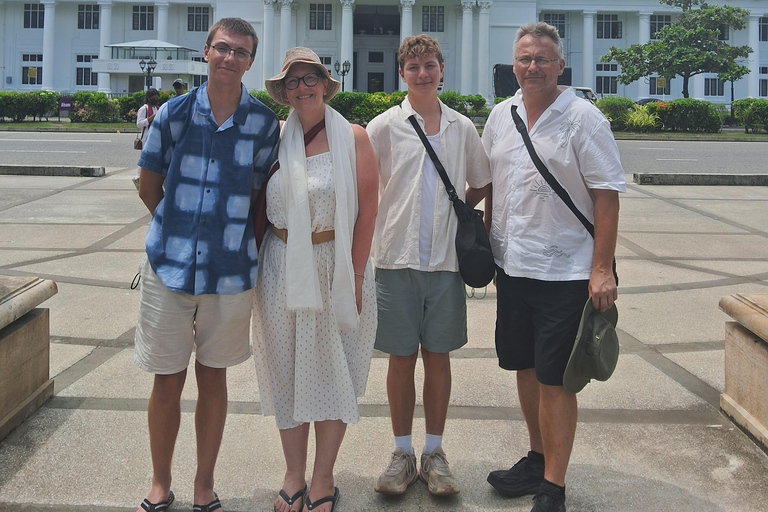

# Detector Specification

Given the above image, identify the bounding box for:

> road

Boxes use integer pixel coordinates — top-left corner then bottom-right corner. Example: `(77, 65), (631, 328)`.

(0, 132), (766, 175)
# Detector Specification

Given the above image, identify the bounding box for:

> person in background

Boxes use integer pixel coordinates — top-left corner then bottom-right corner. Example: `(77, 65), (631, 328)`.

(132, 88), (159, 189)
(252, 47), (378, 512)
(172, 78), (186, 96)
(366, 35), (490, 498)
(133, 17), (279, 512)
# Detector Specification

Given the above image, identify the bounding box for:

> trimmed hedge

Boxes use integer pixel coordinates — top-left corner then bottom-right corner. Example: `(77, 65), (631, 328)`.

(732, 98), (768, 134)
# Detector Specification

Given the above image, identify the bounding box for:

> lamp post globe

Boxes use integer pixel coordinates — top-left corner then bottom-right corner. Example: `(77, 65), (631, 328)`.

(334, 59), (351, 92)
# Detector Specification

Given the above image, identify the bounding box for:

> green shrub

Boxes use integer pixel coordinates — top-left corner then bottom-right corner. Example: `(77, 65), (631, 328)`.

(596, 96), (634, 130)
(250, 90), (290, 120)
(118, 91), (146, 122)
(665, 98), (721, 133)
(732, 98), (768, 133)
(625, 104), (660, 132)
(28, 90), (60, 121)
(69, 92), (119, 122)
(0, 91), (29, 121)
(328, 91), (367, 121)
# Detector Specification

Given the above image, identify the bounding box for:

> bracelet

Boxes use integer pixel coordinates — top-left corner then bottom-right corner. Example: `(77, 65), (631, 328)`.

(354, 272), (364, 278)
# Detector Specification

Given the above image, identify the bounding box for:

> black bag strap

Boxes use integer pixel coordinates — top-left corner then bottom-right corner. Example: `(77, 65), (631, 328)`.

(510, 104), (618, 283)
(407, 114), (459, 203)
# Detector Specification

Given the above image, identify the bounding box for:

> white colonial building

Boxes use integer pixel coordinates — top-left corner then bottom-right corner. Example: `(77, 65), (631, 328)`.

(0, 0), (766, 102)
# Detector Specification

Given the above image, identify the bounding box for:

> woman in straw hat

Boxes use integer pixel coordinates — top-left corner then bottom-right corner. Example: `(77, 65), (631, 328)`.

(252, 47), (378, 512)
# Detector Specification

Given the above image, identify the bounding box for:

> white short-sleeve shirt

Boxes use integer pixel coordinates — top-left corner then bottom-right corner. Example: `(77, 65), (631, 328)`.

(367, 97), (491, 272)
(482, 88), (626, 281)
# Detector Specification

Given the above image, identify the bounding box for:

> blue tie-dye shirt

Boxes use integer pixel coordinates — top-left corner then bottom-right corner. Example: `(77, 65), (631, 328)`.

(138, 82), (279, 295)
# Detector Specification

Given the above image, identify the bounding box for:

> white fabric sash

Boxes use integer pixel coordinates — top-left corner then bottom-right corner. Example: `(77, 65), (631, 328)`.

(280, 104), (359, 331)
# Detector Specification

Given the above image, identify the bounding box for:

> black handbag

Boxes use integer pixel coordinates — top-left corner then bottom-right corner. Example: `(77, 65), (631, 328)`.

(407, 114), (495, 289)
(510, 104), (618, 284)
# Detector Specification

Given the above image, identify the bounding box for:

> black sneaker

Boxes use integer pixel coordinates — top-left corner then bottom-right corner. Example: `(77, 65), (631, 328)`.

(531, 481), (566, 512)
(487, 451), (545, 497)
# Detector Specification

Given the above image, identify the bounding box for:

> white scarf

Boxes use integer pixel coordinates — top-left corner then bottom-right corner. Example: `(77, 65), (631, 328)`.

(279, 104), (359, 331)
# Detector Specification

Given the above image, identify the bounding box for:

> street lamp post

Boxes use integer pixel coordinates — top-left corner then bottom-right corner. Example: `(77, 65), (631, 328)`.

(139, 57), (157, 91)
(334, 60), (351, 92)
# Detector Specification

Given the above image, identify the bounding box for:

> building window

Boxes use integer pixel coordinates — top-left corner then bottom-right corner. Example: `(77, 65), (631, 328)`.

(133, 5), (155, 31)
(24, 3), (45, 29)
(649, 76), (671, 95)
(22, 54), (43, 85)
(318, 55), (332, 76)
(188, 7), (209, 32)
(542, 13), (566, 39)
(422, 6), (444, 33)
(76, 54), (98, 86)
(704, 77), (725, 96)
(595, 63), (618, 95)
(192, 57), (208, 87)
(650, 14), (671, 39)
(596, 14), (621, 39)
(717, 23), (729, 41)
(77, 5), (99, 29)
(760, 17), (767, 42)
(309, 4), (332, 31)
(368, 51), (384, 63)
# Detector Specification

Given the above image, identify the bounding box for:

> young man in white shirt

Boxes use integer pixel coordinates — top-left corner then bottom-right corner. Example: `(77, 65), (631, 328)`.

(366, 34), (491, 497)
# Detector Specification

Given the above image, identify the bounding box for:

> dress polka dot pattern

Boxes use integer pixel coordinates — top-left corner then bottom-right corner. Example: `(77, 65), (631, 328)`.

(252, 151), (377, 430)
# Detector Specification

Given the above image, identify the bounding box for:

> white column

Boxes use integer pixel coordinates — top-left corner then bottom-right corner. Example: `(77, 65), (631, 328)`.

(582, 10), (595, 90)
(291, 2), (299, 47)
(460, 0), (474, 94)
(262, 0), (275, 79)
(399, 0), (414, 91)
(692, 73), (704, 99)
(211, 1), (218, 23)
(41, 0), (56, 90)
(156, 1), (169, 42)
(636, 11), (652, 100)
(279, 0), (293, 64)
(97, 1), (113, 92)
(748, 14), (760, 98)
(477, 1), (491, 101)
(340, 0), (354, 82)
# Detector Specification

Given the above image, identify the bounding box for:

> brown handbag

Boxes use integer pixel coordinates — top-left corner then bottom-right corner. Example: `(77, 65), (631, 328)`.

(133, 130), (143, 150)
(252, 118), (326, 250)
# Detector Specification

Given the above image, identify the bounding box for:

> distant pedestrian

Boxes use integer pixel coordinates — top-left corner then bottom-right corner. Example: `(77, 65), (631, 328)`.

(132, 17), (279, 512)
(483, 22), (625, 512)
(132, 88), (158, 189)
(172, 78), (186, 96)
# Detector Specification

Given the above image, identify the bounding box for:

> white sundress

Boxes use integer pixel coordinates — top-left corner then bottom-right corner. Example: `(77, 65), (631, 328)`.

(251, 151), (377, 430)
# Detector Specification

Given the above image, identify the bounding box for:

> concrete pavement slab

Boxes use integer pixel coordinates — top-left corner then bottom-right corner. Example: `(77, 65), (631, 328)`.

(0, 224), (126, 250)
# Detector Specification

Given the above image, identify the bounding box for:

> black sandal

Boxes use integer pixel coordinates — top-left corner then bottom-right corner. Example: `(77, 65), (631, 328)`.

(275, 485), (307, 512)
(305, 487), (339, 512)
(140, 490), (174, 512)
(193, 492), (221, 512)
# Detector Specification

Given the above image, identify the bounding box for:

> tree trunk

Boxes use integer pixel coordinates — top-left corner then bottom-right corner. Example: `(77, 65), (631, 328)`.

(682, 75), (690, 98)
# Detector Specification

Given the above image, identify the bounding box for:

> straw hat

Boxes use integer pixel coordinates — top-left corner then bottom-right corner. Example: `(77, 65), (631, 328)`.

(265, 47), (341, 106)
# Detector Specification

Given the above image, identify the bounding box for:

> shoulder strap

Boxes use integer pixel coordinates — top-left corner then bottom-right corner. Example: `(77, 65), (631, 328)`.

(406, 114), (458, 202)
(263, 118), (326, 183)
(510, 104), (618, 284)
(510, 104), (594, 237)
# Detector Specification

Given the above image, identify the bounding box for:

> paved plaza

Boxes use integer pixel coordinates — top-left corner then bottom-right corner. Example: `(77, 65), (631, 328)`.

(1, 147), (768, 510)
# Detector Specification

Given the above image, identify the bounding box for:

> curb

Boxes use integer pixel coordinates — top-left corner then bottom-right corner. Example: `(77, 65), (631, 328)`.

(634, 173), (768, 186)
(0, 165), (105, 177)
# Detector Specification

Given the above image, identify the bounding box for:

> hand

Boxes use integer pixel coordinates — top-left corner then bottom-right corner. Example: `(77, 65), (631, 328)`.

(354, 275), (363, 314)
(588, 267), (617, 312)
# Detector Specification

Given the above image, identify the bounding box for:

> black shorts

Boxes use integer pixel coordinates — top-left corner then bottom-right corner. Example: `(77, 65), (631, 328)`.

(495, 267), (589, 386)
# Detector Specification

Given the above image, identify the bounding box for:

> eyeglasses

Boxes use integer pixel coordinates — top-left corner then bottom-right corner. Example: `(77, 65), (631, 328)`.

(209, 44), (252, 62)
(515, 57), (560, 67)
(284, 73), (320, 90)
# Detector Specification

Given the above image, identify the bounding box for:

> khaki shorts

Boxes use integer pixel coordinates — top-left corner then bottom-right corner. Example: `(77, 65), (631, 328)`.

(134, 259), (253, 375)
(374, 268), (467, 356)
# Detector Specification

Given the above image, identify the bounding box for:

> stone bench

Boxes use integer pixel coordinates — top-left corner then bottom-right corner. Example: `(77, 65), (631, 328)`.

(0, 276), (58, 441)
(719, 293), (768, 450)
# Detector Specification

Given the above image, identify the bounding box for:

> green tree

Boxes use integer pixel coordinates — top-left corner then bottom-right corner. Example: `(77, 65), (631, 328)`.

(602, 0), (752, 98)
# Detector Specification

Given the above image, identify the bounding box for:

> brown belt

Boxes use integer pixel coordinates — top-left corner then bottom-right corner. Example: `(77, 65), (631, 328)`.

(271, 226), (335, 244)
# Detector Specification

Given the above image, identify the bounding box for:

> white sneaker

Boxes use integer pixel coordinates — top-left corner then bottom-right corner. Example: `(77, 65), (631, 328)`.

(420, 447), (460, 495)
(374, 448), (418, 495)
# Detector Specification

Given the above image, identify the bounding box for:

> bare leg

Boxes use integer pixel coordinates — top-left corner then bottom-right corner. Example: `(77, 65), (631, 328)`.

(275, 423), (310, 512)
(137, 370), (187, 512)
(517, 369), (544, 454)
(386, 353), (419, 436)
(305, 420), (347, 512)
(421, 348), (451, 436)
(539, 384), (577, 486)
(193, 360), (228, 506)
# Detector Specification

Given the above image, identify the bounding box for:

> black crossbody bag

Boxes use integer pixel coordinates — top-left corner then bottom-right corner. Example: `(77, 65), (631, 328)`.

(407, 114), (495, 289)
(510, 104), (618, 284)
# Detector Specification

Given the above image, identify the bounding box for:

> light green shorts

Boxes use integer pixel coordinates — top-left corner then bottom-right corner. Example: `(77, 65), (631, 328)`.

(374, 268), (467, 356)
